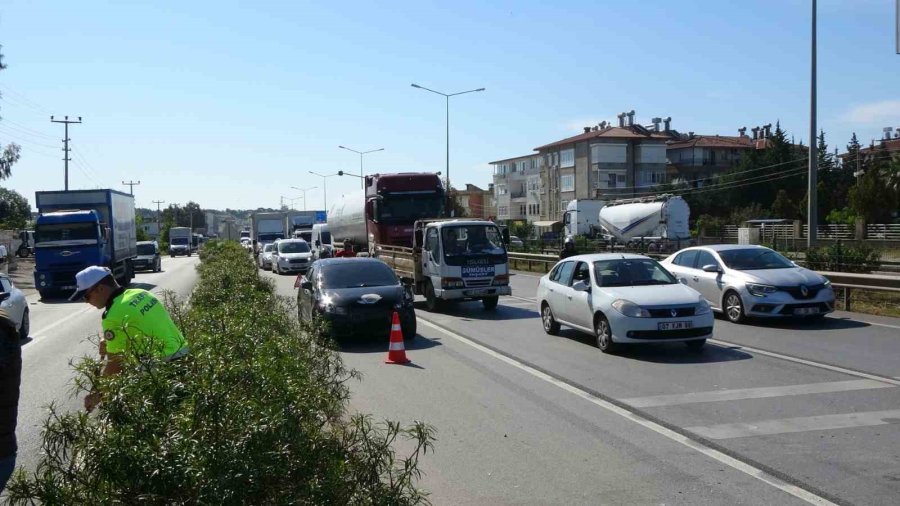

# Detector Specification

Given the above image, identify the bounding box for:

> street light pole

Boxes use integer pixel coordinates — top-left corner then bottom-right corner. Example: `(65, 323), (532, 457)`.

(291, 186), (317, 211)
(338, 146), (384, 189)
(410, 83), (485, 194)
(807, 0), (817, 248)
(309, 171), (338, 211)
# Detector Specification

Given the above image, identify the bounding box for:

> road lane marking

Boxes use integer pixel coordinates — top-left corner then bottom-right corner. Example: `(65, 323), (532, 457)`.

(853, 320), (900, 330)
(687, 409), (900, 440)
(622, 379), (894, 408)
(419, 318), (838, 506)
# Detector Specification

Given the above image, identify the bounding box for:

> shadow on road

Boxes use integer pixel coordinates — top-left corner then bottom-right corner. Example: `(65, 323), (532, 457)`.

(414, 301), (538, 321)
(719, 314), (870, 331)
(555, 328), (753, 364)
(128, 282), (158, 291)
(338, 334), (442, 355)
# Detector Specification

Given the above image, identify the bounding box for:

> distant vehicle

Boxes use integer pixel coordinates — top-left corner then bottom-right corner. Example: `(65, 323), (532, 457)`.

(257, 242), (275, 270)
(134, 241), (162, 272)
(311, 223), (333, 259)
(240, 237), (253, 252)
(508, 235), (524, 248)
(271, 238), (313, 275)
(191, 233), (202, 252)
(296, 257), (416, 341)
(240, 229), (251, 240)
(16, 230), (34, 258)
(563, 199), (606, 238)
(0, 273), (29, 338)
(251, 212), (288, 255)
(169, 227), (192, 257)
(293, 229), (313, 243)
(598, 194), (691, 251)
(661, 245), (835, 324)
(33, 189), (137, 298)
(537, 253), (713, 353)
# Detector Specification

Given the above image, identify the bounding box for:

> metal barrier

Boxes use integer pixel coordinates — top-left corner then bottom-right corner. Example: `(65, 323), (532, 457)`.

(507, 253), (900, 311)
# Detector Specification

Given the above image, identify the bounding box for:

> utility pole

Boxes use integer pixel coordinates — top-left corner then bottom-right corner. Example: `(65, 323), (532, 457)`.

(807, 0), (817, 249)
(122, 180), (141, 195)
(152, 200), (165, 241)
(50, 115), (82, 191)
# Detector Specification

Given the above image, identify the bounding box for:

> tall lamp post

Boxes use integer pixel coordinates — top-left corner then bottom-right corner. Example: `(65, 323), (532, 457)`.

(309, 172), (338, 211)
(290, 186), (317, 211)
(410, 83), (485, 193)
(338, 146), (383, 189)
(807, 0), (817, 248)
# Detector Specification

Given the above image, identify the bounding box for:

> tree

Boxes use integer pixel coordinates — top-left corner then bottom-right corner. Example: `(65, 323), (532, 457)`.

(0, 45), (22, 180)
(771, 189), (797, 219)
(135, 214), (149, 241)
(446, 185), (467, 218)
(848, 143), (898, 223)
(0, 187), (31, 229)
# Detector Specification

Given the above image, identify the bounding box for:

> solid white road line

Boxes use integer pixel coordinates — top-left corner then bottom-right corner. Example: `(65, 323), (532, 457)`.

(419, 318), (837, 506)
(621, 379), (894, 408)
(687, 409), (900, 440)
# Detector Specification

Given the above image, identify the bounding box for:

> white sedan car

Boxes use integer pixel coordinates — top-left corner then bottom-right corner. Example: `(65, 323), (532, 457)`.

(537, 253), (713, 353)
(0, 273), (29, 338)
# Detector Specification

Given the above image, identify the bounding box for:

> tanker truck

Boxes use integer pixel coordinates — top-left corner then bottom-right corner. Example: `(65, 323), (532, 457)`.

(597, 194), (691, 252)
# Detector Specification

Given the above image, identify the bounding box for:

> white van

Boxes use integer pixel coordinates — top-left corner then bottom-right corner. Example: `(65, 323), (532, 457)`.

(311, 223), (333, 259)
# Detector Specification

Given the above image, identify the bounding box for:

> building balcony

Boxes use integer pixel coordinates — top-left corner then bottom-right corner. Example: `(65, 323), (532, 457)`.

(510, 191), (527, 200)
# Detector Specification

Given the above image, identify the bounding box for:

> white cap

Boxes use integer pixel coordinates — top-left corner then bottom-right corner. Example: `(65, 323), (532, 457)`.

(69, 266), (113, 301)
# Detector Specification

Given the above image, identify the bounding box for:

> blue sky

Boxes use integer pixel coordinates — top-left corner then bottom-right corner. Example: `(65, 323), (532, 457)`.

(1, 0), (897, 211)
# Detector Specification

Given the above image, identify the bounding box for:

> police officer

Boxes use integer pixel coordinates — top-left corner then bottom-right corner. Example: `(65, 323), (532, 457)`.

(70, 266), (188, 412)
(559, 236), (578, 259)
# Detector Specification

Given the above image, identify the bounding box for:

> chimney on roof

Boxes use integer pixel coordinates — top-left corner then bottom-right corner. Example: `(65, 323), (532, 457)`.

(584, 127), (591, 133)
(738, 127), (747, 137)
(617, 112), (626, 127)
(651, 117), (662, 132)
(626, 110), (635, 127)
(689, 131), (695, 139)
(751, 126), (760, 140)
(883, 127), (893, 140)
(663, 116), (672, 131)
(763, 124), (772, 138)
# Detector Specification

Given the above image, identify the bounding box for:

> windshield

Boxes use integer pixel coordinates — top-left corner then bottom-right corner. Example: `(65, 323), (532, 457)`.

(279, 241), (310, 253)
(137, 244), (156, 255)
(263, 244), (274, 253)
(320, 262), (398, 289)
(718, 248), (794, 270)
(171, 237), (189, 245)
(258, 233), (284, 242)
(377, 194), (445, 224)
(240, 231), (250, 238)
(593, 258), (677, 287)
(442, 226), (506, 257)
(35, 223), (98, 243)
(320, 231), (332, 244)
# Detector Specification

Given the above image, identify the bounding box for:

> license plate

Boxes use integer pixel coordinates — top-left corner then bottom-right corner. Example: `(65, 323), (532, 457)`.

(467, 288), (490, 296)
(794, 307), (819, 315)
(658, 321), (692, 331)
(61, 285), (76, 290)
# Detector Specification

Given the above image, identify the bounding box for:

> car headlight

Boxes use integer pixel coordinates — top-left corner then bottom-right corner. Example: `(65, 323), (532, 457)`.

(611, 299), (650, 318)
(695, 298), (711, 315)
(746, 283), (778, 297)
(822, 278), (831, 287)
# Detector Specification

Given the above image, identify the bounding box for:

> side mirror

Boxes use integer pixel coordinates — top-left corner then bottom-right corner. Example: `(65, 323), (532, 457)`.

(701, 264), (721, 273)
(0, 292), (9, 302)
(502, 228), (510, 245)
(572, 280), (591, 292)
(400, 276), (414, 286)
(300, 281), (313, 290)
(315, 240), (321, 246)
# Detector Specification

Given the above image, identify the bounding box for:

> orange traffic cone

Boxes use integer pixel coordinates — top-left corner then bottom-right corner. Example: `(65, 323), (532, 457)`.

(385, 311), (411, 365)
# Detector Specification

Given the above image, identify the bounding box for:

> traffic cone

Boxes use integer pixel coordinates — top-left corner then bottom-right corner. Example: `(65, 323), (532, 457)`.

(385, 311), (411, 365)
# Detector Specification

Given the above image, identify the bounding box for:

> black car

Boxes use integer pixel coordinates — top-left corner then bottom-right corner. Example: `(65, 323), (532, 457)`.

(134, 241), (162, 272)
(297, 258), (416, 341)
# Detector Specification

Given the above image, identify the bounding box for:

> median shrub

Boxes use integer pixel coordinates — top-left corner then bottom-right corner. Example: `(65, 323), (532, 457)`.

(6, 240), (435, 505)
(804, 241), (881, 273)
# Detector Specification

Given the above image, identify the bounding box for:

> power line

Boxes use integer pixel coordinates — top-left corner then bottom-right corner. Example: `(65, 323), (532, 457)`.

(50, 115), (82, 191)
(0, 124), (62, 149)
(122, 180), (141, 195)
(0, 83), (53, 114)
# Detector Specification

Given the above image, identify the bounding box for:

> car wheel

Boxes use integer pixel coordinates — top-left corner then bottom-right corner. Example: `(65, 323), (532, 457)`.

(685, 338), (706, 352)
(541, 303), (560, 335)
(401, 312), (417, 341)
(482, 296), (499, 310)
(18, 308), (29, 338)
(424, 280), (442, 312)
(595, 314), (618, 353)
(724, 291), (746, 324)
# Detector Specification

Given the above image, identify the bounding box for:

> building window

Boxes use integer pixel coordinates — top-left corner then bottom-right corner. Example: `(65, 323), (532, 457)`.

(591, 143), (627, 163)
(498, 206), (509, 217)
(497, 185), (508, 196)
(459, 196), (469, 208)
(560, 174), (575, 192)
(640, 171), (666, 185)
(636, 144), (667, 164)
(560, 200), (569, 214)
(560, 148), (575, 168)
(519, 204), (526, 215)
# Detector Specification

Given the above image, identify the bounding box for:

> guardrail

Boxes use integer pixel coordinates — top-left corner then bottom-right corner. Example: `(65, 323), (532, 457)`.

(507, 253), (900, 311)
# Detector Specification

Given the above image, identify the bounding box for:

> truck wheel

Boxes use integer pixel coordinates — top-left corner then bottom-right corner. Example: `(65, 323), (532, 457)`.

(424, 281), (443, 312)
(482, 296), (499, 310)
(38, 289), (52, 301)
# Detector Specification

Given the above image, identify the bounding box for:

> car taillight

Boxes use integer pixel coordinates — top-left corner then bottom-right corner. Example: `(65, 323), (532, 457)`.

(441, 277), (465, 289)
(492, 274), (509, 286)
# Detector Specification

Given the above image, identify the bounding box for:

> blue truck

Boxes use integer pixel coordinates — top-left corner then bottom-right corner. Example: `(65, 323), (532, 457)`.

(33, 189), (137, 299)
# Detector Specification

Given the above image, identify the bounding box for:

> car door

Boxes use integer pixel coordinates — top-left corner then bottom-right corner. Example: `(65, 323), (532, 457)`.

(0, 276), (21, 328)
(548, 261), (576, 323)
(692, 249), (725, 307)
(668, 250), (698, 286)
(563, 261), (594, 330)
(424, 228), (441, 280)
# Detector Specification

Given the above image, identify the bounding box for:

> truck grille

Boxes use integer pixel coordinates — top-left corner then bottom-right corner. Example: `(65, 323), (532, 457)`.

(290, 258), (308, 264)
(465, 279), (492, 288)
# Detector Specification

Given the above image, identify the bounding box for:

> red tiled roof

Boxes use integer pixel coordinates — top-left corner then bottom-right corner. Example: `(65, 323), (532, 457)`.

(667, 135), (754, 150)
(534, 126), (671, 151)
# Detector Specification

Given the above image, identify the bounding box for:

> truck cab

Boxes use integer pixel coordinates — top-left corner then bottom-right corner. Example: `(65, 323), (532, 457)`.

(412, 219), (511, 311)
(34, 210), (113, 295)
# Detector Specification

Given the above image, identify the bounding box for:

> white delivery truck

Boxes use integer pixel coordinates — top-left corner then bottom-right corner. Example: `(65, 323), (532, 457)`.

(251, 212), (288, 255)
(310, 223), (333, 259)
(379, 219), (512, 312)
(169, 227), (192, 256)
(597, 194), (691, 251)
(563, 199), (606, 238)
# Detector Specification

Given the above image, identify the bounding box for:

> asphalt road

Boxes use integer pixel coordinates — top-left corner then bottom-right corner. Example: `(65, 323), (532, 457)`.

(264, 267), (900, 506)
(14, 255), (201, 473)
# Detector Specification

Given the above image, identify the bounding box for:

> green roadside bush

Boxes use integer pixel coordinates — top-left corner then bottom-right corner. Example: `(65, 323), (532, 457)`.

(6, 240), (435, 505)
(804, 241), (881, 273)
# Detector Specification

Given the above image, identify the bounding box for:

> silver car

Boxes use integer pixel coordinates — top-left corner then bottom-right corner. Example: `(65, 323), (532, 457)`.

(257, 243), (275, 270)
(661, 245), (835, 323)
(0, 273), (29, 338)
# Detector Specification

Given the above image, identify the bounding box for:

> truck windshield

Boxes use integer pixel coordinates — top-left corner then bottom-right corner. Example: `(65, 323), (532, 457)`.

(377, 194), (444, 224)
(35, 223), (98, 244)
(441, 225), (507, 263)
(171, 237), (189, 245)
(320, 262), (397, 289)
(320, 231), (332, 244)
(258, 233), (284, 242)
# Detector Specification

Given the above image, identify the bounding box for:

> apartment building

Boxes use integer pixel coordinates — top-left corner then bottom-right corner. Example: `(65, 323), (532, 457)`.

(490, 153), (543, 223)
(455, 183), (495, 219)
(666, 129), (754, 186)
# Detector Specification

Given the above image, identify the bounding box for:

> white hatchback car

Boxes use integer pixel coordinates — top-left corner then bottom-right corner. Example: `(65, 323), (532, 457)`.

(537, 253), (713, 353)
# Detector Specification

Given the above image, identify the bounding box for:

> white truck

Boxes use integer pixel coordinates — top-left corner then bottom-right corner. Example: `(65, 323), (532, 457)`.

(563, 199), (607, 238)
(168, 227), (192, 256)
(251, 212), (288, 255)
(597, 194), (691, 251)
(379, 219), (512, 312)
(310, 223), (333, 259)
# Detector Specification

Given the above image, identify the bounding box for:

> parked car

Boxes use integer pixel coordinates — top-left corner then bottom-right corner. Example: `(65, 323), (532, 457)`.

(133, 241), (162, 272)
(271, 239), (313, 275)
(660, 245), (835, 324)
(257, 242), (275, 270)
(537, 253), (713, 353)
(0, 274), (29, 338)
(508, 235), (524, 248)
(296, 258), (416, 341)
